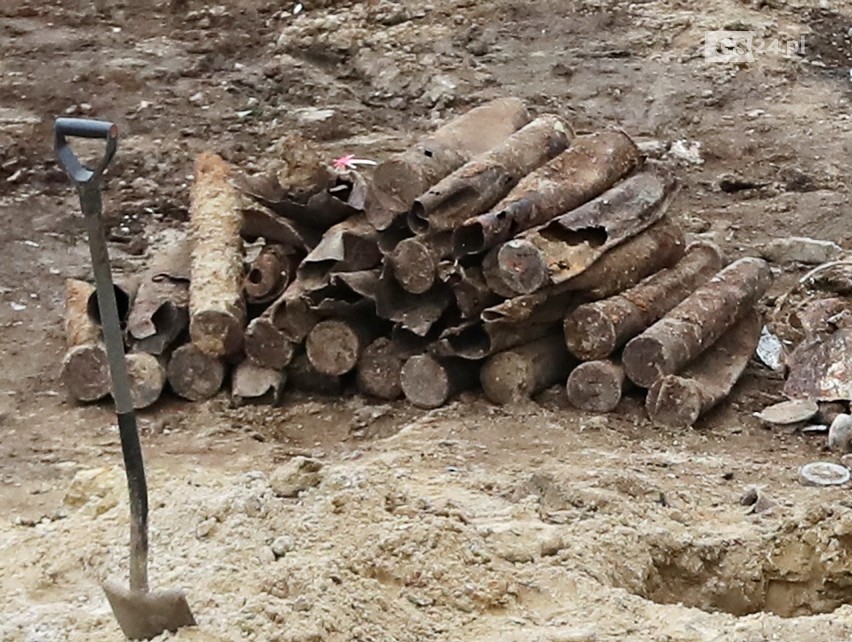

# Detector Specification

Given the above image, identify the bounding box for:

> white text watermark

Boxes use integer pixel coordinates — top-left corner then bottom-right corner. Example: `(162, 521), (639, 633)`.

(704, 31), (806, 63)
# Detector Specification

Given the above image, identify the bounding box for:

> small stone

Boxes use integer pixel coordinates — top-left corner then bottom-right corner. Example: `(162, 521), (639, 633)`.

(269, 456), (323, 497)
(667, 139), (703, 165)
(271, 535), (295, 558)
(64, 467), (122, 515)
(828, 414), (852, 453)
(196, 517), (216, 538)
(761, 237), (842, 265)
(841, 453), (852, 469)
(189, 91), (205, 104)
(755, 399), (818, 425)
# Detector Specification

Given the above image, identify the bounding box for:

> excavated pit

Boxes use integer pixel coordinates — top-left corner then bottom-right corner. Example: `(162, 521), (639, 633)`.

(624, 529), (852, 618)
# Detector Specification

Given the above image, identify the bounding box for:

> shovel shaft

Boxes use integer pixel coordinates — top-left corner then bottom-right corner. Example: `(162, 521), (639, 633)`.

(78, 181), (149, 593)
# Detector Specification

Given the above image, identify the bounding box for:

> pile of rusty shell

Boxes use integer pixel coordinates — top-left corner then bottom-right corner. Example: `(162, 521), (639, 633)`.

(452, 130), (643, 257)
(368, 97), (532, 229)
(188, 152), (246, 358)
(484, 171), (675, 296)
(480, 332), (575, 405)
(408, 114), (573, 234)
(356, 335), (427, 400)
(386, 231), (454, 295)
(622, 257), (772, 388)
(646, 310), (762, 427)
(563, 241), (724, 360)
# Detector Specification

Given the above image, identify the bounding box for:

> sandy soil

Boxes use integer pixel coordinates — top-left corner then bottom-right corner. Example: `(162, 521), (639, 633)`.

(1, 0), (852, 640)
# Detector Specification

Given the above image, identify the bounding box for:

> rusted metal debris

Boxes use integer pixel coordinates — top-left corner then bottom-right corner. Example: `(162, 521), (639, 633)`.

(409, 114), (573, 234)
(623, 257), (771, 388)
(386, 231), (454, 294)
(483, 172), (675, 295)
(453, 130), (642, 257)
(356, 335), (427, 400)
(645, 310), (762, 427)
(438, 319), (557, 360)
(125, 352), (167, 410)
(784, 298), (852, 401)
(306, 317), (383, 376)
(287, 351), (343, 395)
(166, 342), (225, 401)
(86, 278), (138, 328)
(297, 214), (383, 283)
(231, 361), (286, 407)
(241, 205), (321, 253)
(368, 97), (531, 229)
(564, 241), (724, 360)
(127, 239), (191, 355)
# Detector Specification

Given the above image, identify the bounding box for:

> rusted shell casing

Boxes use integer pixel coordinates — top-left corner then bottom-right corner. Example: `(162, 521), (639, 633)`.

(188, 152), (246, 357)
(244, 244), (298, 305)
(453, 130), (642, 256)
(243, 317), (296, 370)
(61, 279), (110, 402)
(564, 241), (724, 360)
(480, 332), (575, 405)
(400, 353), (480, 409)
(485, 171), (675, 295)
(306, 317), (383, 376)
(127, 239), (191, 355)
(623, 257), (772, 388)
(231, 361), (286, 407)
(566, 359), (629, 413)
(438, 319), (558, 360)
(368, 97), (531, 229)
(446, 264), (502, 319)
(408, 114), (573, 234)
(167, 342), (226, 401)
(646, 310), (762, 427)
(386, 231), (454, 295)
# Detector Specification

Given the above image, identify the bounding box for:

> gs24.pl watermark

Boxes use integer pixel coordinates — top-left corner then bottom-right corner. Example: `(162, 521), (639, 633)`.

(704, 31), (806, 62)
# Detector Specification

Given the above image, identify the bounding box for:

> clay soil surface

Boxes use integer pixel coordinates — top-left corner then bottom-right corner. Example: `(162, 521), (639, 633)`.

(2, 0), (852, 640)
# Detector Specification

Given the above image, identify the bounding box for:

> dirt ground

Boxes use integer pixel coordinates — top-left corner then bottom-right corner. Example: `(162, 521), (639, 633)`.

(2, 0), (852, 640)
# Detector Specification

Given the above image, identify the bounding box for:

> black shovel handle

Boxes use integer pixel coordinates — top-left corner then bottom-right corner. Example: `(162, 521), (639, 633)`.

(54, 117), (150, 593)
(55, 117), (118, 185)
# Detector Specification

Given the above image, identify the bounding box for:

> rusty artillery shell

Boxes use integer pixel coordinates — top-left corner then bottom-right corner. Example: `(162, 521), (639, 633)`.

(125, 352), (167, 410)
(61, 279), (110, 402)
(368, 97), (531, 229)
(646, 310), (762, 427)
(287, 352), (343, 395)
(480, 332), (575, 405)
(484, 171), (675, 295)
(400, 354), (480, 409)
(356, 336), (424, 400)
(243, 318), (296, 370)
(188, 152), (246, 357)
(306, 317), (383, 376)
(408, 114), (572, 234)
(623, 257), (772, 388)
(231, 361), (286, 407)
(127, 239), (191, 355)
(167, 342), (226, 401)
(453, 130), (642, 257)
(244, 244), (298, 305)
(566, 359), (629, 413)
(386, 231), (454, 294)
(564, 242), (723, 360)
(240, 205), (321, 252)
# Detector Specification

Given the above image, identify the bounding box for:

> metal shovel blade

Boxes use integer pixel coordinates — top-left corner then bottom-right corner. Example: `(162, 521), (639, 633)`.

(103, 580), (196, 640)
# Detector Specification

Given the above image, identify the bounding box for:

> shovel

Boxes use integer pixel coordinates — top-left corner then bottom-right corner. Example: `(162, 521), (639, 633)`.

(55, 118), (196, 640)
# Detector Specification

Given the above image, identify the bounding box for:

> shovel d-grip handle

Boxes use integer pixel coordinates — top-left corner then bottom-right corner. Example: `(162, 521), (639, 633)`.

(54, 117), (118, 185)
